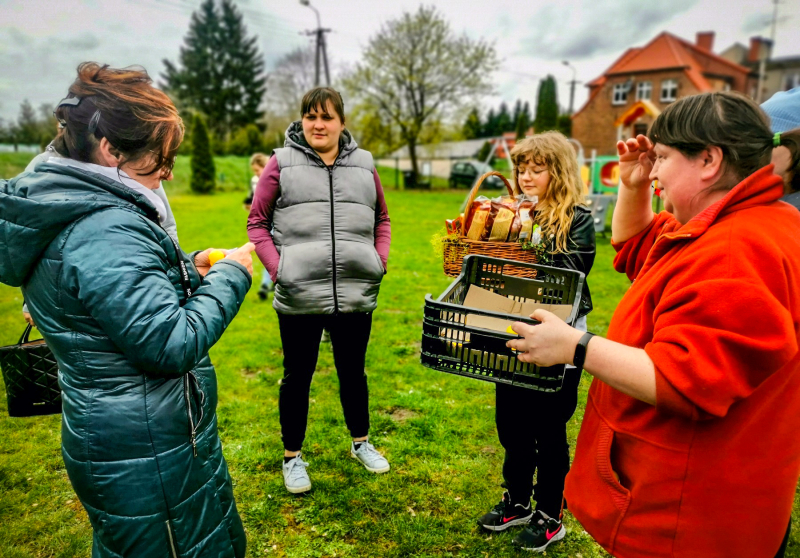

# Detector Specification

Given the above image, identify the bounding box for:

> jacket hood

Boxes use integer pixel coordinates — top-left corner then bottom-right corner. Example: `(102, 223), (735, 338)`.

(677, 165), (784, 239)
(284, 120), (358, 163)
(0, 161), (159, 287)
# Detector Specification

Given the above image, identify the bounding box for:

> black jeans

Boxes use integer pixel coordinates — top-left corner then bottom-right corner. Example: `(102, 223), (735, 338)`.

(277, 312), (373, 452)
(775, 520), (791, 558)
(495, 367), (582, 518)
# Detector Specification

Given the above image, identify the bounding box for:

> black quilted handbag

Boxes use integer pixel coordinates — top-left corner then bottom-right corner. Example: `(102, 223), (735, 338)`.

(0, 325), (61, 417)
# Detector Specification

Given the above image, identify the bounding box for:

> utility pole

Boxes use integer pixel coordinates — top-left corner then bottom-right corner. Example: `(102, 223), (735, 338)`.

(300, 0), (331, 86)
(562, 60), (580, 114)
(756, 0), (780, 103)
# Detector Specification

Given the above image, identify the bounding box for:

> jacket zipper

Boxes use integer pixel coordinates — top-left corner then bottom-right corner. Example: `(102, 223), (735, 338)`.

(327, 165), (340, 312)
(183, 375), (197, 458)
(166, 520), (179, 558)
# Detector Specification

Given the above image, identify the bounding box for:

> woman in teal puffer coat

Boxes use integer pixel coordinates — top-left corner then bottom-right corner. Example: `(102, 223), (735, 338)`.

(0, 63), (254, 557)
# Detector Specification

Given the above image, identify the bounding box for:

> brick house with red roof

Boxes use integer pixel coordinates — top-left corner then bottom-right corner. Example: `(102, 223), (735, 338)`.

(572, 31), (757, 155)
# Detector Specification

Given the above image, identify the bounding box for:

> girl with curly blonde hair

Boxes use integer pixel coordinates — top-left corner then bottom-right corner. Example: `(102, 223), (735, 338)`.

(477, 130), (595, 553)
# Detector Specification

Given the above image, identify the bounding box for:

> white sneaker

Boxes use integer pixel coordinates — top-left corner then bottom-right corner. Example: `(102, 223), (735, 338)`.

(282, 454), (311, 493)
(351, 441), (390, 473)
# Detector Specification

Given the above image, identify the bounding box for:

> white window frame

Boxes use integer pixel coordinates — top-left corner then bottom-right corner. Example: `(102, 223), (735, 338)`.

(661, 79), (678, 103)
(612, 83), (628, 105)
(636, 81), (652, 101)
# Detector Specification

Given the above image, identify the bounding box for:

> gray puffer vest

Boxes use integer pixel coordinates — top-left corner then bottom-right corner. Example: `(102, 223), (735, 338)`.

(272, 122), (384, 314)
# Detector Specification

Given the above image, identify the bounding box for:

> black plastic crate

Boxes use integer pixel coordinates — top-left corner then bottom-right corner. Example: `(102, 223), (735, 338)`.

(421, 255), (585, 392)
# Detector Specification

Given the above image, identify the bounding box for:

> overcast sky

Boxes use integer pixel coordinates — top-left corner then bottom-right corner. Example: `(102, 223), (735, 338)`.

(1, 0), (798, 124)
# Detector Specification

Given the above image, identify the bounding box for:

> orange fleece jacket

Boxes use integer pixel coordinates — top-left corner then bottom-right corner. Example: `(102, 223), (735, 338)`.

(565, 167), (800, 558)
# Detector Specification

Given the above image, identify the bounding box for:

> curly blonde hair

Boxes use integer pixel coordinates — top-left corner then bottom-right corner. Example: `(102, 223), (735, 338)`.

(510, 131), (584, 253)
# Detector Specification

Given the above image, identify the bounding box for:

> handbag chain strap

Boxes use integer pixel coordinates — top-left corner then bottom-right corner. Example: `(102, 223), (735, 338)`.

(18, 324), (33, 345)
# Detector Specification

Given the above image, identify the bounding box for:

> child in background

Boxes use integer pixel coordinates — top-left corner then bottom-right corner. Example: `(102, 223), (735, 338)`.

(245, 153), (273, 299)
(477, 131), (595, 553)
(245, 152), (267, 210)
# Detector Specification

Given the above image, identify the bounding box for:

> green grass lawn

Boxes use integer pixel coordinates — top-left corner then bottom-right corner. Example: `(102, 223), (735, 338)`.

(0, 154), (797, 557)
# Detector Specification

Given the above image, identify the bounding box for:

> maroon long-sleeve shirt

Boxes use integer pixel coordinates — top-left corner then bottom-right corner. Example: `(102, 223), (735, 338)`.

(247, 155), (391, 281)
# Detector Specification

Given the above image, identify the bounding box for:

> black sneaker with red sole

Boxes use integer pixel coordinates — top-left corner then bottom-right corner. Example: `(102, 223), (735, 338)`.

(477, 492), (533, 531)
(513, 509), (566, 552)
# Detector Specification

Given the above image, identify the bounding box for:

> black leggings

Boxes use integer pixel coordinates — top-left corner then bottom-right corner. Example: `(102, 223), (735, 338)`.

(495, 367), (582, 518)
(277, 312), (373, 452)
(775, 520), (791, 558)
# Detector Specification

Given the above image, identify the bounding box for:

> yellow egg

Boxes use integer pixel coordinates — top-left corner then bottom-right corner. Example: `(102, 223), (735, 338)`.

(208, 250), (226, 266)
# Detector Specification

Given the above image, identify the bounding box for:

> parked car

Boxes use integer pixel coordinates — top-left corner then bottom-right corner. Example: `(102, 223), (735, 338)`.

(449, 160), (506, 189)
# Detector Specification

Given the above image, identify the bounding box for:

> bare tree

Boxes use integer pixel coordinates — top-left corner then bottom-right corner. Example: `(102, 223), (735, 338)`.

(342, 6), (497, 178)
(264, 45), (318, 147)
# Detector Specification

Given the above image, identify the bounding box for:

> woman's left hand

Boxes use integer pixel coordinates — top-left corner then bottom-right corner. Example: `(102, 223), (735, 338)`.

(506, 310), (583, 366)
(194, 248), (225, 277)
(23, 311), (35, 328)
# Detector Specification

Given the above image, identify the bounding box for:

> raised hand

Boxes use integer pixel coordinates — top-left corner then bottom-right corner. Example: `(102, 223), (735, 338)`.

(617, 135), (656, 191)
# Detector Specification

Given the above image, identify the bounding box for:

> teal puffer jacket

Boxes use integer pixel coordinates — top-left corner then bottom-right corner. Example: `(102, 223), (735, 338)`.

(0, 161), (251, 557)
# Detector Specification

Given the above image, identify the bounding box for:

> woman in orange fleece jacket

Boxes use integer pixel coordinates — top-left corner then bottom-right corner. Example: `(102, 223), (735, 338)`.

(506, 91), (800, 558)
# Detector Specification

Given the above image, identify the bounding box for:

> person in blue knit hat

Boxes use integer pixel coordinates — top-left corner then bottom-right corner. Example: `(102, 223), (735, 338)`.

(761, 87), (800, 209)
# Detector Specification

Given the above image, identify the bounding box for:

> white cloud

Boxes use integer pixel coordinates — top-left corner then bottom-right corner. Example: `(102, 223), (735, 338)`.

(0, 0), (799, 123)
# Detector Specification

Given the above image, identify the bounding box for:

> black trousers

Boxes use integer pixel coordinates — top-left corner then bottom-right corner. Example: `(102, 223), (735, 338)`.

(277, 312), (373, 452)
(495, 367), (582, 518)
(775, 520), (791, 558)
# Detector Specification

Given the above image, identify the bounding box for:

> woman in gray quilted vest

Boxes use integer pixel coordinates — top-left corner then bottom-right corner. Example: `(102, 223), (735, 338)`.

(1, 63), (253, 557)
(247, 87), (392, 493)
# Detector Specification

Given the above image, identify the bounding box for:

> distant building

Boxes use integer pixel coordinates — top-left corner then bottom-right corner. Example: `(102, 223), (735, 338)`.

(379, 139), (487, 180)
(572, 31), (756, 155)
(719, 37), (800, 102)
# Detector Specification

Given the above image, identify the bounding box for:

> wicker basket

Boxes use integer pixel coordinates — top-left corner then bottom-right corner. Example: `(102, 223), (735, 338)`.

(443, 171), (538, 278)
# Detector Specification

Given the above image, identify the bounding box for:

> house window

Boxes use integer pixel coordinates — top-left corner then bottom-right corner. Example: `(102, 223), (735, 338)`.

(636, 81), (652, 101)
(785, 73), (800, 91)
(633, 123), (648, 137)
(612, 83), (628, 105)
(661, 79), (678, 102)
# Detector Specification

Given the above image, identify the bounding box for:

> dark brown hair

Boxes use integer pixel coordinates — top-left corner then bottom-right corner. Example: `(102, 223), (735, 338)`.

(777, 127), (800, 193)
(53, 62), (184, 178)
(300, 87), (345, 123)
(648, 91), (774, 187)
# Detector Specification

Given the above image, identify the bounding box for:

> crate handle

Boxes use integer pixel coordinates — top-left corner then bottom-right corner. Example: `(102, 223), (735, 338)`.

(462, 171), (516, 238)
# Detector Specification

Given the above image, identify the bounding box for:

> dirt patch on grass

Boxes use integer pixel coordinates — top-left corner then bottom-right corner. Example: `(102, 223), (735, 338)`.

(239, 367), (259, 378)
(480, 446), (497, 455)
(387, 407), (418, 422)
(65, 499), (89, 521)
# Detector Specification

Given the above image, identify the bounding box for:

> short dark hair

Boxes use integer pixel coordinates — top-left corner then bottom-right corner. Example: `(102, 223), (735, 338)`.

(53, 62), (183, 178)
(648, 91), (773, 185)
(300, 87), (345, 123)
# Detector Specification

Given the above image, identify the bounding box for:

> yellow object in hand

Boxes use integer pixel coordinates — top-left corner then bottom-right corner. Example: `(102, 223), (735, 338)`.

(208, 250), (226, 266)
(506, 325), (517, 335)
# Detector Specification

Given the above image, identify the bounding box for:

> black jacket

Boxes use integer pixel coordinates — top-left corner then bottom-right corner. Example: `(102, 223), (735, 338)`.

(547, 205), (595, 318)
